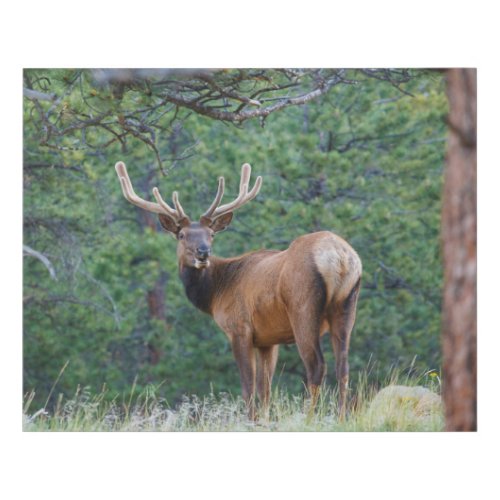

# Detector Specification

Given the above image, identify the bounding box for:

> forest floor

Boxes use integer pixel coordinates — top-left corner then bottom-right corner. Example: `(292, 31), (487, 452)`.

(23, 374), (444, 432)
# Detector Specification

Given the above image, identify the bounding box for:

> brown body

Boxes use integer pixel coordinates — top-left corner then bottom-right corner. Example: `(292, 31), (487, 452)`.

(115, 161), (362, 418)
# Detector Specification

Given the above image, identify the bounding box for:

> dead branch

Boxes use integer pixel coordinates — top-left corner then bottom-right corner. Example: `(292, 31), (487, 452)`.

(23, 245), (57, 280)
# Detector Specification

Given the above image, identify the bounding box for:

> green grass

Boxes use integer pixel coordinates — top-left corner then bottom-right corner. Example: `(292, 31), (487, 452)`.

(23, 370), (444, 432)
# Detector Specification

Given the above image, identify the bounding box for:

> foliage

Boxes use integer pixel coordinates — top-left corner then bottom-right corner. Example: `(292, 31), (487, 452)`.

(23, 69), (447, 410)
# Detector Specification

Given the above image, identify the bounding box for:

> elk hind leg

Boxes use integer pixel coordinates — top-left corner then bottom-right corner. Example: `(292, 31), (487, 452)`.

(329, 278), (360, 419)
(292, 315), (326, 414)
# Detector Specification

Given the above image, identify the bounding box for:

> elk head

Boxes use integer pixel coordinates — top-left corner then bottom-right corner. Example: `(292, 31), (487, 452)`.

(115, 161), (262, 269)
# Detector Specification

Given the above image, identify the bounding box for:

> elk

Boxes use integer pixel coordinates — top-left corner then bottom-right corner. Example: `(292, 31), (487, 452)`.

(115, 160), (362, 419)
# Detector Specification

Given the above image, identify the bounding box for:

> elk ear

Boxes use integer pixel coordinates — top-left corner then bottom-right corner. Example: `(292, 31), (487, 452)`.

(158, 214), (180, 235)
(209, 212), (234, 233)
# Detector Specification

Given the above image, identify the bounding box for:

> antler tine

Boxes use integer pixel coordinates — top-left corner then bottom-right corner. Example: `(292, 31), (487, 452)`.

(210, 163), (262, 218)
(172, 191), (188, 220)
(115, 161), (164, 214)
(115, 161), (187, 222)
(239, 162), (251, 192)
(202, 176), (225, 218)
(152, 187), (178, 218)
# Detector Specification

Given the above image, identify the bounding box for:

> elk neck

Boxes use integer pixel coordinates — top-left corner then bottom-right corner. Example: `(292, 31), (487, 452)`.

(178, 254), (256, 315)
(178, 260), (213, 314)
(176, 256), (221, 314)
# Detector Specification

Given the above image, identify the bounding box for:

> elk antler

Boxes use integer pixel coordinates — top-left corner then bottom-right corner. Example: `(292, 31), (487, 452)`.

(202, 163), (262, 220)
(115, 161), (189, 223)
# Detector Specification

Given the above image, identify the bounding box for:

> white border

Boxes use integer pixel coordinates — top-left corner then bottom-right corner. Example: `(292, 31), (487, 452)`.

(3, 1), (499, 499)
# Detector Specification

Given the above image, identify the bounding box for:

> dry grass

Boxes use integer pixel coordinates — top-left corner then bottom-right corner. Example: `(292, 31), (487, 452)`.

(23, 370), (444, 432)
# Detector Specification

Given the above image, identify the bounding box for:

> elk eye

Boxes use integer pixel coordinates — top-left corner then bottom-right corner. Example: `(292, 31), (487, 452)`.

(178, 233), (185, 240)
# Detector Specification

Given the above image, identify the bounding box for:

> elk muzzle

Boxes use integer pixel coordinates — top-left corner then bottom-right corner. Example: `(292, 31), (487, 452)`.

(194, 244), (211, 268)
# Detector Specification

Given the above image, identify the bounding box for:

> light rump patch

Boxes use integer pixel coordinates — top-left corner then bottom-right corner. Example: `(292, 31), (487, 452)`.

(312, 233), (362, 303)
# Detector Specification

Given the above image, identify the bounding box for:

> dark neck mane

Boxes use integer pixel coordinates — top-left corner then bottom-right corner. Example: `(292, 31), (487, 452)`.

(178, 254), (260, 315)
(179, 264), (215, 314)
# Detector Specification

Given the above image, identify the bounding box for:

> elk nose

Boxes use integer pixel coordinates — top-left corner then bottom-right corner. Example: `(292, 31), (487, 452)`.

(196, 245), (211, 259)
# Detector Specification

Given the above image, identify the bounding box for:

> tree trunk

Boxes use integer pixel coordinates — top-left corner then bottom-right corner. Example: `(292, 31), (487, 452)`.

(442, 68), (477, 431)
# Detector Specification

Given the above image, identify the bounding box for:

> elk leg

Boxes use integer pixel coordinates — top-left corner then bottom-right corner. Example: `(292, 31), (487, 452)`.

(329, 279), (360, 419)
(292, 318), (326, 413)
(231, 333), (257, 420)
(329, 330), (349, 420)
(256, 345), (279, 415)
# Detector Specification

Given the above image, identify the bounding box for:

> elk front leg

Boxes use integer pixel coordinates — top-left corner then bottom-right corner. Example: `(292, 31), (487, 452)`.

(231, 333), (257, 420)
(256, 345), (279, 416)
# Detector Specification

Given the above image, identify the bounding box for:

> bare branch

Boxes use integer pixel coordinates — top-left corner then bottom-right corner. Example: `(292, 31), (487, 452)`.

(162, 74), (346, 123)
(23, 245), (57, 280)
(23, 88), (56, 101)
